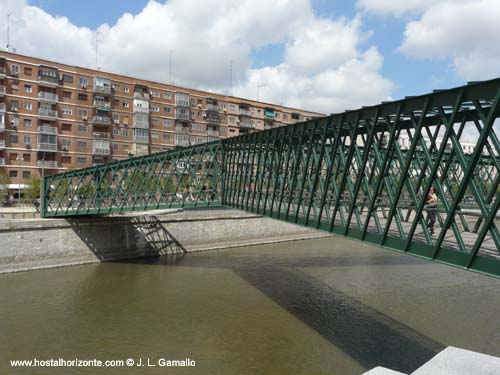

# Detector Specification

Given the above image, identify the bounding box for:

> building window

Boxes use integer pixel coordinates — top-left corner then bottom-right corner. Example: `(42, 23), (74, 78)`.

(163, 119), (171, 127)
(62, 74), (73, 83)
(77, 93), (87, 101)
(77, 157), (87, 164)
(24, 85), (32, 93)
(10, 64), (20, 76)
(190, 98), (195, 106)
(24, 67), (32, 76)
(229, 104), (236, 112)
(151, 106), (159, 112)
(220, 128), (226, 135)
(61, 156), (71, 164)
(62, 108), (72, 116)
(124, 87), (129, 93)
(121, 145), (129, 151)
(112, 113), (120, 121)
(62, 139), (72, 148)
(122, 130), (128, 136)
(23, 119), (32, 127)
(62, 91), (72, 99)
(112, 143), (118, 150)
(10, 135), (18, 143)
(62, 123), (72, 131)
(164, 107), (171, 113)
(23, 154), (31, 162)
(229, 117), (235, 123)
(112, 84), (120, 91)
(151, 133), (160, 140)
(163, 133), (171, 141)
(23, 171), (31, 179)
(77, 108), (88, 117)
(77, 124), (88, 132)
(10, 100), (19, 111)
(24, 136), (31, 145)
(113, 128), (119, 135)
(77, 141), (88, 148)
(9, 171), (17, 178)
(23, 102), (32, 110)
(78, 77), (88, 86)
(10, 117), (19, 127)
(123, 101), (129, 108)
(163, 92), (171, 100)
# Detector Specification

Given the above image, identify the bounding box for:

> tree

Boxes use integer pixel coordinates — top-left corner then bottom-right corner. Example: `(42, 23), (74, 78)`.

(25, 177), (41, 201)
(0, 171), (9, 201)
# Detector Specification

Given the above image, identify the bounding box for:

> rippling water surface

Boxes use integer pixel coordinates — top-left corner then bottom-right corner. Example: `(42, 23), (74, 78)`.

(1, 237), (500, 374)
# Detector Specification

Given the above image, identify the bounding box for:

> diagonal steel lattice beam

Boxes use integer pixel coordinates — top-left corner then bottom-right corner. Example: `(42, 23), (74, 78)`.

(42, 78), (500, 278)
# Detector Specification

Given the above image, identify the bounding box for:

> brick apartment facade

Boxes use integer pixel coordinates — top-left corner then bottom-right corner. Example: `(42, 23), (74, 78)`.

(0, 51), (323, 192)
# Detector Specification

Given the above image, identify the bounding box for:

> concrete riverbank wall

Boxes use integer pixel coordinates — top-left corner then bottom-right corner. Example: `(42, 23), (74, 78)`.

(0, 208), (330, 274)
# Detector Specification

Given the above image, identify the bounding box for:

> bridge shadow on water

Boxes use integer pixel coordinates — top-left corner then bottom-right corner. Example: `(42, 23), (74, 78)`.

(121, 251), (444, 373)
(66, 215), (186, 261)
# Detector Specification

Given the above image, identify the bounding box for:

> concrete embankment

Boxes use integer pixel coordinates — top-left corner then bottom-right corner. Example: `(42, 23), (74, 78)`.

(0, 208), (330, 274)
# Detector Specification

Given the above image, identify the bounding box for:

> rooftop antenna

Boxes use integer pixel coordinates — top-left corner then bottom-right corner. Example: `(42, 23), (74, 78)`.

(229, 60), (233, 96)
(256, 83), (266, 101)
(95, 31), (100, 71)
(6, 13), (11, 51)
(169, 50), (173, 84)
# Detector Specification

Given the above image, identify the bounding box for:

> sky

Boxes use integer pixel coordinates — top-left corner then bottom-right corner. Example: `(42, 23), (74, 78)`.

(1, 0), (500, 114)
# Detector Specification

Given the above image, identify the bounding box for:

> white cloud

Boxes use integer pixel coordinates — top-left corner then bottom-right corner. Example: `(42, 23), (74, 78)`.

(356, 0), (444, 17)
(398, 0), (500, 81)
(358, 0), (500, 82)
(0, 0), (393, 114)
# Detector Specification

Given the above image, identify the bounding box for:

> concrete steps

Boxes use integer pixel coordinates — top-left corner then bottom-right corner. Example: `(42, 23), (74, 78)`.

(362, 346), (500, 375)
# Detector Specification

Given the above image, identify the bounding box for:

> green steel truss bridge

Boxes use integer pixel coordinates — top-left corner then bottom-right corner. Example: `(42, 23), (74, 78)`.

(42, 78), (500, 278)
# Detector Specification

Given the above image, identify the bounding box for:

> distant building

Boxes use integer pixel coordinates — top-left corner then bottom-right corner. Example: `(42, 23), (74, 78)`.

(0, 51), (323, 190)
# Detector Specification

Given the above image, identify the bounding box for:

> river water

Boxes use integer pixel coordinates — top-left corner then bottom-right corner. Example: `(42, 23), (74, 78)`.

(1, 237), (499, 374)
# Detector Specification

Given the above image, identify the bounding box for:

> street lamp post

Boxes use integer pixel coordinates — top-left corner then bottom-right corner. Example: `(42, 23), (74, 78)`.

(16, 156), (24, 207)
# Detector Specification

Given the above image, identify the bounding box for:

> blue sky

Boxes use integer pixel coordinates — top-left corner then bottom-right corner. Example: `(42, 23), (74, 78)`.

(10, 0), (499, 113)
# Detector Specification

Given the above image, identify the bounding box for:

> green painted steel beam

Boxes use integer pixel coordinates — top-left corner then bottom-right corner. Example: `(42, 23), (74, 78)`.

(42, 77), (500, 278)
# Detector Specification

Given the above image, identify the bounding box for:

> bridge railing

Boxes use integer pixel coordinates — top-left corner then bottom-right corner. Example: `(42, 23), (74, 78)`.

(41, 77), (500, 278)
(41, 141), (223, 217)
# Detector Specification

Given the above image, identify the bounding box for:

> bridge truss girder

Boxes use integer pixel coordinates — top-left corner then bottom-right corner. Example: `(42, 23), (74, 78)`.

(42, 78), (500, 277)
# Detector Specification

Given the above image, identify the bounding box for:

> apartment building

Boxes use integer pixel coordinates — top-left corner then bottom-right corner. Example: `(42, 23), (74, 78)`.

(0, 51), (323, 191)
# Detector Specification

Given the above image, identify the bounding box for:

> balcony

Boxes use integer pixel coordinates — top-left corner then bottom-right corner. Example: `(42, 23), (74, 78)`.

(176, 111), (190, 121)
(0, 158), (5, 166)
(93, 100), (111, 110)
(133, 120), (149, 129)
(38, 91), (58, 103)
(38, 125), (58, 134)
(239, 120), (254, 129)
(37, 142), (58, 152)
(207, 129), (219, 137)
(38, 75), (59, 87)
(0, 139), (5, 149)
(133, 134), (149, 143)
(92, 143), (111, 156)
(92, 116), (111, 125)
(176, 139), (190, 147)
(206, 103), (218, 111)
(133, 105), (149, 113)
(37, 160), (58, 168)
(175, 98), (190, 107)
(94, 85), (111, 95)
(176, 126), (190, 134)
(93, 132), (110, 140)
(38, 108), (58, 120)
(0, 85), (6, 97)
(239, 109), (252, 116)
(133, 92), (150, 100)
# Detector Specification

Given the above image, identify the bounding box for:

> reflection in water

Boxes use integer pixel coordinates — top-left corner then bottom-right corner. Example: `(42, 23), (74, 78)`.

(1, 237), (500, 375)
